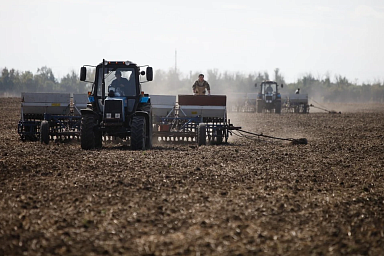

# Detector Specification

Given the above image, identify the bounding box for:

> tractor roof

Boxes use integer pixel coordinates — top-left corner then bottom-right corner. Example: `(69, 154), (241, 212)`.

(98, 60), (137, 66)
(261, 80), (278, 84)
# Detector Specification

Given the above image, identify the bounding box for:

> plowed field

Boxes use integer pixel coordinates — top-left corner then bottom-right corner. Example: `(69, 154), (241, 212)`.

(1, 98), (383, 255)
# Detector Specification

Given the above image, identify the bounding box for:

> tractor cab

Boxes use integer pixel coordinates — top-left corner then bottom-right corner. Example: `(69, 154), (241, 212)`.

(80, 60), (152, 115)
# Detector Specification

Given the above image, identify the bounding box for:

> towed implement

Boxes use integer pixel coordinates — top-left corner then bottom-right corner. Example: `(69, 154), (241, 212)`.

(227, 93), (257, 113)
(18, 92), (86, 143)
(151, 95), (241, 145)
(150, 94), (307, 146)
(282, 93), (310, 113)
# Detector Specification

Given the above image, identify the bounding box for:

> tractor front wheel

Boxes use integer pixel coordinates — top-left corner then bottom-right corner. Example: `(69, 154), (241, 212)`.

(131, 116), (146, 150)
(275, 102), (281, 114)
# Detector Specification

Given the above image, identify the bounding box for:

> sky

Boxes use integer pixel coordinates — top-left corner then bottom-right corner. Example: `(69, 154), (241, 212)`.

(1, 0), (383, 84)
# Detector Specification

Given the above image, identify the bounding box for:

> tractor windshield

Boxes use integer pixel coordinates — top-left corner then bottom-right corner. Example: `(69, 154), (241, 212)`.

(262, 83), (276, 94)
(96, 67), (136, 97)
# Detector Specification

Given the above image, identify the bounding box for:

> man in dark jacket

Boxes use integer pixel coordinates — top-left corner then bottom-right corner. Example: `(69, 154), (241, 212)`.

(109, 70), (130, 96)
(192, 74), (211, 95)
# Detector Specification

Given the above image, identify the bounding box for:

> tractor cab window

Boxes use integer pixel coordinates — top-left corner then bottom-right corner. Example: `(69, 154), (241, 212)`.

(265, 84), (274, 94)
(97, 67), (136, 97)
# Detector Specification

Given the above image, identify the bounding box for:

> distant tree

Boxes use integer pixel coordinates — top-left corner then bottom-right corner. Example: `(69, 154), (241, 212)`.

(34, 66), (58, 92)
(10, 69), (21, 92)
(254, 72), (266, 85)
(60, 70), (87, 93)
(263, 71), (270, 81)
(1, 68), (12, 91)
(274, 68), (286, 85)
(206, 69), (221, 92)
(20, 71), (35, 92)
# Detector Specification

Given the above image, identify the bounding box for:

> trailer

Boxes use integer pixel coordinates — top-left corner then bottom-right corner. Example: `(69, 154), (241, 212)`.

(283, 94), (309, 113)
(18, 92), (86, 143)
(152, 95), (240, 145)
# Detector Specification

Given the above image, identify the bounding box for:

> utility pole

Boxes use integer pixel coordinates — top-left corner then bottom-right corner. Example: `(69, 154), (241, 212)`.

(175, 49), (177, 72)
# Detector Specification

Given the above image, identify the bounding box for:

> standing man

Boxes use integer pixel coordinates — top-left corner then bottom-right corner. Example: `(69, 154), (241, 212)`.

(192, 74), (211, 95)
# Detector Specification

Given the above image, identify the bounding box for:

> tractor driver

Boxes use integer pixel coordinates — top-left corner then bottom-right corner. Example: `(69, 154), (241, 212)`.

(266, 84), (273, 94)
(192, 74), (211, 95)
(110, 70), (129, 96)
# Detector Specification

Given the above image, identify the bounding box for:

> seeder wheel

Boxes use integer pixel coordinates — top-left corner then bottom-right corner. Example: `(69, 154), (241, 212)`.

(40, 121), (50, 144)
(197, 123), (207, 146)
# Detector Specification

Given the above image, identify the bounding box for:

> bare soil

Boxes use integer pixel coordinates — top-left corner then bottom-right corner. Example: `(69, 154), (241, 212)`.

(1, 97), (383, 255)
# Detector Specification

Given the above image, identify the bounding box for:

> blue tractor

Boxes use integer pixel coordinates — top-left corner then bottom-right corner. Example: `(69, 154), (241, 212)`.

(79, 59), (153, 150)
(255, 80), (283, 114)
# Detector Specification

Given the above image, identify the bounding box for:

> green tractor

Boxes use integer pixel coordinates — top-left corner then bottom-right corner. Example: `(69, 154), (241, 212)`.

(79, 59), (153, 150)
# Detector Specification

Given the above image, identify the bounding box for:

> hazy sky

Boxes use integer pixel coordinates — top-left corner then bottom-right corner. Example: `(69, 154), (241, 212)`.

(1, 0), (383, 83)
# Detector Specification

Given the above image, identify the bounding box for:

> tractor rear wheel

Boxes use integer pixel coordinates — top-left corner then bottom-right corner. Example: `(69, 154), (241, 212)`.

(275, 102), (281, 114)
(40, 120), (49, 144)
(131, 116), (146, 150)
(81, 114), (95, 150)
(197, 123), (207, 146)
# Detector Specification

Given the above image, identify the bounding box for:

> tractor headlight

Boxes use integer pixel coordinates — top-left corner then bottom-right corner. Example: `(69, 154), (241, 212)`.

(115, 113), (120, 119)
(106, 113), (111, 118)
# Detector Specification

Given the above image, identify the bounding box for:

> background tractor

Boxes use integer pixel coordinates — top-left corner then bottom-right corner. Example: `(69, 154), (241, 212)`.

(255, 80), (283, 114)
(79, 59), (153, 150)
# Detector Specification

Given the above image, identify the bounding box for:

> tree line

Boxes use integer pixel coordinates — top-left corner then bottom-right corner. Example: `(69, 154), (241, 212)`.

(1, 66), (383, 102)
(0, 66), (87, 96)
(144, 68), (384, 102)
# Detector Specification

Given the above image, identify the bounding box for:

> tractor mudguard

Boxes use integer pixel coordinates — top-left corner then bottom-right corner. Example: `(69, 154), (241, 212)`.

(134, 111), (152, 128)
(134, 110), (148, 116)
(134, 111), (152, 126)
(80, 108), (94, 115)
(80, 108), (100, 122)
